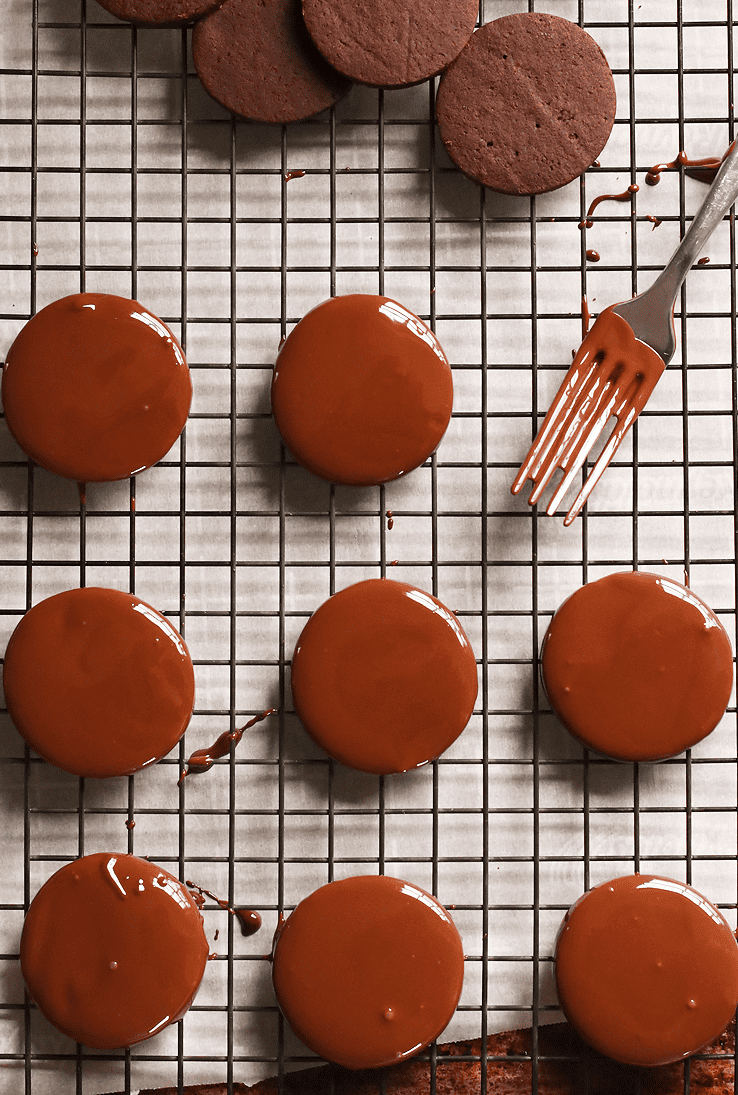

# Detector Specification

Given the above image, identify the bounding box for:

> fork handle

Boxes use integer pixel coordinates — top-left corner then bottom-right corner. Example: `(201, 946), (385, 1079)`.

(645, 138), (738, 308)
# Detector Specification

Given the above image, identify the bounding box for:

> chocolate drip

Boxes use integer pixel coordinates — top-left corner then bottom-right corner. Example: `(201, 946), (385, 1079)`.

(185, 880), (262, 937)
(179, 709), (276, 783)
(581, 295), (591, 339)
(236, 908), (263, 937)
(645, 149), (726, 185)
(579, 184), (638, 229)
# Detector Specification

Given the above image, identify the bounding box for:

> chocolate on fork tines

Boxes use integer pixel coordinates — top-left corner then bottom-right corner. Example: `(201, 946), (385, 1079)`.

(511, 140), (738, 525)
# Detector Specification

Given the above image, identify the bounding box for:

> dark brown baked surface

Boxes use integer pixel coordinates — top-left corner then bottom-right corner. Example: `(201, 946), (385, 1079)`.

(301, 0), (479, 89)
(98, 1017), (736, 1094)
(192, 0), (352, 124)
(435, 13), (616, 195)
(95, 0), (224, 25)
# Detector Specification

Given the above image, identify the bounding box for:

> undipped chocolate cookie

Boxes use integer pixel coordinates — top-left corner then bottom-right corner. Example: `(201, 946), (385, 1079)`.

(95, 0), (224, 24)
(302, 0), (479, 89)
(192, 0), (352, 124)
(435, 13), (616, 195)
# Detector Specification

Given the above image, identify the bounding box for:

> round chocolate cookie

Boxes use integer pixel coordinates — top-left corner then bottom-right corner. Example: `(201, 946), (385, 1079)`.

(2, 293), (192, 483)
(4, 587), (196, 779)
(21, 853), (209, 1049)
(95, 0), (224, 24)
(435, 13), (616, 195)
(272, 875), (464, 1069)
(271, 294), (453, 486)
(555, 874), (738, 1067)
(192, 0), (352, 124)
(541, 571), (734, 763)
(290, 579), (478, 774)
(302, 0), (479, 89)
(1, 293), (191, 481)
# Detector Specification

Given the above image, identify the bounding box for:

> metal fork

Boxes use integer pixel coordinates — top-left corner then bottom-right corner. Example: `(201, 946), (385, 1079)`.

(511, 139), (738, 526)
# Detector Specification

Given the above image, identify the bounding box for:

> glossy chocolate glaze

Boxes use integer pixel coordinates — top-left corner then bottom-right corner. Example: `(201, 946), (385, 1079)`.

(555, 873), (738, 1067)
(271, 295), (453, 486)
(20, 853), (209, 1049)
(290, 578), (478, 774)
(2, 293), (192, 482)
(541, 571), (734, 762)
(271, 875), (465, 1070)
(3, 587), (195, 778)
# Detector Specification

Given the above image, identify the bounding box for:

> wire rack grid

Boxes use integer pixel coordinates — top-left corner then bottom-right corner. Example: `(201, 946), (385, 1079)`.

(1, 0), (737, 1092)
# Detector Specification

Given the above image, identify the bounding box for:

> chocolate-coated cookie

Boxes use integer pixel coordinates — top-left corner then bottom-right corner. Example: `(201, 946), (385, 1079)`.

(193, 0), (352, 124)
(95, 0), (224, 25)
(2, 293), (192, 483)
(302, 0), (479, 89)
(271, 295), (453, 486)
(435, 13), (616, 195)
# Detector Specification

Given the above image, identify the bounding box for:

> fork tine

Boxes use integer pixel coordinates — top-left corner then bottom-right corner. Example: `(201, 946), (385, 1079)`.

(546, 360), (626, 485)
(510, 347), (602, 495)
(513, 305), (669, 521)
(526, 374), (606, 502)
(561, 406), (638, 526)
(528, 361), (624, 505)
(542, 379), (625, 515)
(561, 368), (665, 526)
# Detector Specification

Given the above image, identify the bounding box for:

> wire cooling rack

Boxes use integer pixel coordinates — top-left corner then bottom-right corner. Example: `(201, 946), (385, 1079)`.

(1, 0), (738, 1092)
